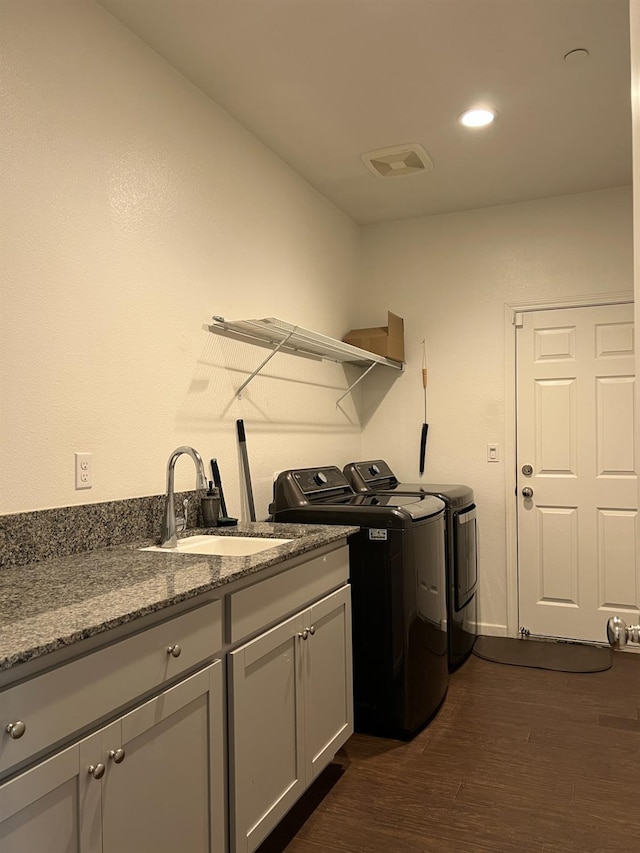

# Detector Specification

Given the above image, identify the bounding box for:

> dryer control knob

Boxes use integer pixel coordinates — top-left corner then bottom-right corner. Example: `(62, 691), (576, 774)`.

(369, 464), (381, 476)
(314, 471), (328, 487)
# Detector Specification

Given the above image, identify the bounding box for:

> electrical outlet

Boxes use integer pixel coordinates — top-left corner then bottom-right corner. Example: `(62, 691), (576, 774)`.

(75, 452), (92, 489)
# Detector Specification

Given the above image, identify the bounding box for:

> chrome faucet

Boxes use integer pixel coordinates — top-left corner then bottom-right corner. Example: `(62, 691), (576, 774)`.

(160, 446), (208, 548)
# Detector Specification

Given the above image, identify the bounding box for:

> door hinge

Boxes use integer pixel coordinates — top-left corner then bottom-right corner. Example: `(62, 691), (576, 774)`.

(513, 312), (524, 328)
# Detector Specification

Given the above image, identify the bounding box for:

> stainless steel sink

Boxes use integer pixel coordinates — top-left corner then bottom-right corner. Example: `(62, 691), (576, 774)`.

(141, 534), (292, 557)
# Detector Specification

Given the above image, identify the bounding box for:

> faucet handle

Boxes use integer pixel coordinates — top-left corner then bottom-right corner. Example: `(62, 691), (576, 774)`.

(179, 498), (191, 530)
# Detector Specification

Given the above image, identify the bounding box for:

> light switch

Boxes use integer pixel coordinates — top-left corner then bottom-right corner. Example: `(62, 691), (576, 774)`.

(487, 444), (499, 462)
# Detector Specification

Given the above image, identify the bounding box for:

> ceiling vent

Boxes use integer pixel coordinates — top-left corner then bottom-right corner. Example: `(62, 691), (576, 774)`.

(361, 143), (433, 178)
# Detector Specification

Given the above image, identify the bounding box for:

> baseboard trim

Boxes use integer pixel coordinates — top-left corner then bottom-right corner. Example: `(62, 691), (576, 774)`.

(476, 622), (508, 638)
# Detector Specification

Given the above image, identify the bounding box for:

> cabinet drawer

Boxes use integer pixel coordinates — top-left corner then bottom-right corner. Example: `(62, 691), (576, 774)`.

(230, 546), (348, 644)
(0, 599), (222, 778)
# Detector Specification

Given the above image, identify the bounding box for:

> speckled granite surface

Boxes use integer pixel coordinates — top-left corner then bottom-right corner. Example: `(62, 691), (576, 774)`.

(0, 522), (358, 675)
(0, 491), (204, 569)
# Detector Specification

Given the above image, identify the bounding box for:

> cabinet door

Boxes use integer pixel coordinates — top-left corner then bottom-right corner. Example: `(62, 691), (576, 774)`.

(229, 610), (306, 853)
(0, 732), (102, 853)
(100, 661), (225, 853)
(304, 585), (354, 782)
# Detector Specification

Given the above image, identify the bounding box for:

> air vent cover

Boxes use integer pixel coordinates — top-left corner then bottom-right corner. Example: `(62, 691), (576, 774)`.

(361, 143), (433, 178)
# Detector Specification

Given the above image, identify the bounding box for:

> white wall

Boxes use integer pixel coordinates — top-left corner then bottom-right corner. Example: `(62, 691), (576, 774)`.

(0, 0), (362, 518)
(359, 186), (634, 634)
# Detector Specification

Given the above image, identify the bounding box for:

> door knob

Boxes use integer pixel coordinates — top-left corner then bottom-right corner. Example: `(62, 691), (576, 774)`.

(522, 487), (534, 498)
(607, 616), (640, 648)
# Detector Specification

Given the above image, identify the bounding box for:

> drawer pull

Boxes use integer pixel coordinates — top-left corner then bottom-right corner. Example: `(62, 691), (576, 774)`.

(308, 625), (316, 635)
(6, 721), (26, 740)
(88, 763), (105, 779)
(167, 644), (182, 658)
(109, 747), (126, 764)
(297, 630), (309, 641)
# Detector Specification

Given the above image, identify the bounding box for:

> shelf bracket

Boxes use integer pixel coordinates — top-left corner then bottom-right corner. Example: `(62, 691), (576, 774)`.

(234, 327), (298, 398)
(335, 361), (378, 408)
(206, 316), (402, 405)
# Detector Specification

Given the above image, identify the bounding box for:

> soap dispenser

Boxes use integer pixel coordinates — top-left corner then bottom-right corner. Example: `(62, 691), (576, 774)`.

(201, 482), (220, 528)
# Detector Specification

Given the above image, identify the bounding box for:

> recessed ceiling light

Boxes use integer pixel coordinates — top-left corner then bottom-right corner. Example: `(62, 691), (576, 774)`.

(458, 108), (497, 128)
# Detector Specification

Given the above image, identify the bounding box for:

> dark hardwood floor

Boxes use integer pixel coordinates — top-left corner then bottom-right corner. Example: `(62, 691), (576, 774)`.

(258, 650), (640, 853)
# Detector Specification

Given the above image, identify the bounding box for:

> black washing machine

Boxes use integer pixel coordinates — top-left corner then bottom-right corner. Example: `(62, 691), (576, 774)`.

(343, 459), (477, 672)
(270, 466), (448, 739)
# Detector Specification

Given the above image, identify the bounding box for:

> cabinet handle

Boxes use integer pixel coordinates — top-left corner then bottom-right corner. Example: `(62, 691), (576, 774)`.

(88, 763), (105, 779)
(6, 720), (26, 739)
(308, 625), (315, 635)
(167, 644), (182, 658)
(109, 748), (126, 764)
(297, 629), (309, 640)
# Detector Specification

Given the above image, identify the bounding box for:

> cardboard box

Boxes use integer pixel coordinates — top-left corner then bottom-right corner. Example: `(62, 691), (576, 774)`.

(342, 311), (404, 363)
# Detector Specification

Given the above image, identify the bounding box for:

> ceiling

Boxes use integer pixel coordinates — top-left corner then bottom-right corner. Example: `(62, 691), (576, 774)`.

(97, 0), (632, 225)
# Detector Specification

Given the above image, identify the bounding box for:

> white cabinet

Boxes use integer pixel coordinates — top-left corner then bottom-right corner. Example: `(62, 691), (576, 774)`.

(100, 662), (225, 853)
(1, 597), (224, 853)
(229, 584), (353, 853)
(0, 540), (354, 853)
(0, 598), (222, 779)
(0, 662), (225, 853)
(304, 587), (353, 779)
(0, 731), (101, 852)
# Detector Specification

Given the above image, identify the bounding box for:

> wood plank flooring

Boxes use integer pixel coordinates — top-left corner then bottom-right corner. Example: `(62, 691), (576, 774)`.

(257, 651), (640, 853)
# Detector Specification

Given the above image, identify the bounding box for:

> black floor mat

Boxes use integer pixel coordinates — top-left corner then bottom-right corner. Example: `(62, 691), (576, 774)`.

(473, 635), (613, 672)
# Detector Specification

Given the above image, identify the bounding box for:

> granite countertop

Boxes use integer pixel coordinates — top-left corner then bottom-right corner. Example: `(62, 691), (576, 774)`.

(0, 522), (358, 674)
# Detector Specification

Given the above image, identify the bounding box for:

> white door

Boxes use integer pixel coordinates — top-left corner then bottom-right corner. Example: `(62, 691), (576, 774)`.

(516, 303), (638, 642)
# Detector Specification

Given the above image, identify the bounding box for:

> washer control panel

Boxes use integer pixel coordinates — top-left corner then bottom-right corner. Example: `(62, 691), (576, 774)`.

(271, 466), (356, 512)
(293, 467), (348, 495)
(343, 459), (398, 491)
